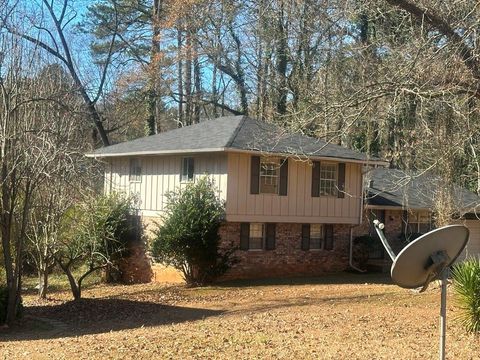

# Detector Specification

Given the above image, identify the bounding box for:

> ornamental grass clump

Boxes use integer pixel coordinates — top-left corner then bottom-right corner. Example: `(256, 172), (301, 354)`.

(452, 257), (480, 334)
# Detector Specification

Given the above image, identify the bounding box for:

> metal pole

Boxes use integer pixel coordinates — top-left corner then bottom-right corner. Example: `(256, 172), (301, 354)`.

(439, 268), (448, 360)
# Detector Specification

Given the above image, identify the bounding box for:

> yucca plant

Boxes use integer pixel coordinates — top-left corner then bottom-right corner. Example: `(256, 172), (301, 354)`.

(452, 257), (480, 334)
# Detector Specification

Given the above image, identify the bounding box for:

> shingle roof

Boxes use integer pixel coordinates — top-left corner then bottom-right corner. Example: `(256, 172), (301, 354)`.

(366, 168), (480, 214)
(89, 115), (384, 163)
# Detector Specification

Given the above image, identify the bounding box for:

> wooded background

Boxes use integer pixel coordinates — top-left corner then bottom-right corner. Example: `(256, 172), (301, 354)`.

(2, 0), (480, 188)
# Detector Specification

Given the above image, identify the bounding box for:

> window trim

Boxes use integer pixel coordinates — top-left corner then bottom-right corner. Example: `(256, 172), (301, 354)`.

(248, 223), (265, 251)
(302, 223), (334, 251)
(407, 210), (432, 235)
(319, 162), (338, 197)
(309, 224), (324, 250)
(129, 158), (142, 183)
(181, 157), (195, 183)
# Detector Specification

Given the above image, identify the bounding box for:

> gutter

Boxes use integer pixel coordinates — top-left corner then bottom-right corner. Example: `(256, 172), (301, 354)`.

(85, 147), (227, 158)
(349, 227), (366, 273)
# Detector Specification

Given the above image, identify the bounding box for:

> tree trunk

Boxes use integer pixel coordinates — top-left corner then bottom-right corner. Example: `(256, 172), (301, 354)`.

(177, 27), (184, 125)
(275, 4), (288, 116)
(193, 36), (201, 123)
(147, 0), (163, 135)
(185, 28), (193, 125)
(65, 268), (81, 301)
(38, 267), (48, 299)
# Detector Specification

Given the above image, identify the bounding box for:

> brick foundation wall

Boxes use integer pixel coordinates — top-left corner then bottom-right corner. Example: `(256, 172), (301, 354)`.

(352, 209), (409, 270)
(219, 222), (351, 280)
(353, 209), (406, 254)
(118, 216), (157, 284)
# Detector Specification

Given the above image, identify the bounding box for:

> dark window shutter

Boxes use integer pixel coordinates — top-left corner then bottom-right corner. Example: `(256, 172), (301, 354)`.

(337, 163), (345, 198)
(181, 158), (187, 180)
(279, 158), (288, 196)
(324, 224), (334, 250)
(265, 223), (276, 250)
(301, 224), (310, 250)
(311, 161), (320, 197)
(240, 223), (250, 250)
(250, 156), (260, 194)
(188, 157), (194, 180)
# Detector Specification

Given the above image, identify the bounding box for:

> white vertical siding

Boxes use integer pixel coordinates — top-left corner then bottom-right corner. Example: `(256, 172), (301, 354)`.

(104, 153), (228, 216)
(225, 152), (363, 224)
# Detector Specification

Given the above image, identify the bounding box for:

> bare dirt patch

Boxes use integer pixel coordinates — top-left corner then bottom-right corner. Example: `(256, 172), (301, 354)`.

(1, 273), (479, 359)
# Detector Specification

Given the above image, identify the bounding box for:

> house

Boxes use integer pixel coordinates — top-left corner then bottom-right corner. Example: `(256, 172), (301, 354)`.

(358, 168), (480, 268)
(88, 115), (387, 281)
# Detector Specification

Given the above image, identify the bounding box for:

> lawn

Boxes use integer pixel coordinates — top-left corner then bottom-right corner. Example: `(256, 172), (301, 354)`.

(1, 273), (479, 359)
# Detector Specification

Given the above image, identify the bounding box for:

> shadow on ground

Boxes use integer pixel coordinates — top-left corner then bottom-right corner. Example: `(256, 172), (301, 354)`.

(2, 298), (223, 341)
(218, 271), (392, 288)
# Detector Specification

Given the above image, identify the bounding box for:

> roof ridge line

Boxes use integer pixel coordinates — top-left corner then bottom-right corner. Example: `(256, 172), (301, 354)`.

(225, 115), (247, 148)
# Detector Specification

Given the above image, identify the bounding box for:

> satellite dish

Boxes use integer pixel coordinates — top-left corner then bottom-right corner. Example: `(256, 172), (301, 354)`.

(373, 221), (469, 360)
(391, 225), (469, 289)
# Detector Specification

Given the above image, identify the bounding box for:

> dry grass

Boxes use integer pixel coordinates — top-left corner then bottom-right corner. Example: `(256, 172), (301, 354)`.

(1, 273), (479, 359)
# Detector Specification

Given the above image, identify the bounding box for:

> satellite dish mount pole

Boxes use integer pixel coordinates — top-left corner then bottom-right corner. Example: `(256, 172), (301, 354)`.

(439, 268), (448, 360)
(373, 221), (469, 360)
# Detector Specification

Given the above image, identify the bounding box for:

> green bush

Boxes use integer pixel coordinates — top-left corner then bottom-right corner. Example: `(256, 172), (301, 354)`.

(0, 286), (23, 324)
(452, 257), (480, 333)
(353, 235), (375, 267)
(151, 176), (234, 285)
(55, 192), (134, 299)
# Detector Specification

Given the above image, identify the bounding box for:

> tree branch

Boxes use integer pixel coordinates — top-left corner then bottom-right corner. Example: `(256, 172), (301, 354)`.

(385, 0), (480, 81)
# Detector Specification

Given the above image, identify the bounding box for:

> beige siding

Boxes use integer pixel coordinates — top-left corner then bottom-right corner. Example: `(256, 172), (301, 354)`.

(226, 153), (362, 224)
(457, 220), (480, 261)
(104, 153), (228, 216)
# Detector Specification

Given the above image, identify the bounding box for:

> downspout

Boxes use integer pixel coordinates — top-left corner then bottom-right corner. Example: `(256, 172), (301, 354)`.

(349, 227), (366, 273)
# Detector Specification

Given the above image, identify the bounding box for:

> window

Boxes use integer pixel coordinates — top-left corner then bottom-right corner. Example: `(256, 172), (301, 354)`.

(240, 223), (276, 251)
(309, 224), (323, 250)
(249, 223), (264, 250)
(319, 163), (337, 196)
(302, 224), (334, 251)
(181, 157), (194, 182)
(260, 158), (279, 194)
(407, 211), (431, 236)
(129, 158), (142, 182)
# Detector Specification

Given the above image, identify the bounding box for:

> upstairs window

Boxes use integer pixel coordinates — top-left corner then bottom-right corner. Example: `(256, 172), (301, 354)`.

(319, 163), (337, 196)
(312, 162), (345, 198)
(181, 157), (194, 182)
(129, 158), (142, 182)
(260, 158), (279, 194)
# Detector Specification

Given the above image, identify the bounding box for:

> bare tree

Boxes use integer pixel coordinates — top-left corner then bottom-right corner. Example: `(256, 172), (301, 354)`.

(3, 0), (119, 146)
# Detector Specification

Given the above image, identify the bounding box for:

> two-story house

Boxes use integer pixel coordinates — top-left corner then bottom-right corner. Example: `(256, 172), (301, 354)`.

(88, 115), (387, 281)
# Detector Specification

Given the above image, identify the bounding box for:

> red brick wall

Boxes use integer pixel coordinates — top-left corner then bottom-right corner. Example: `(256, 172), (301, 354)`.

(218, 222), (351, 280)
(118, 216), (156, 284)
(353, 209), (406, 252)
